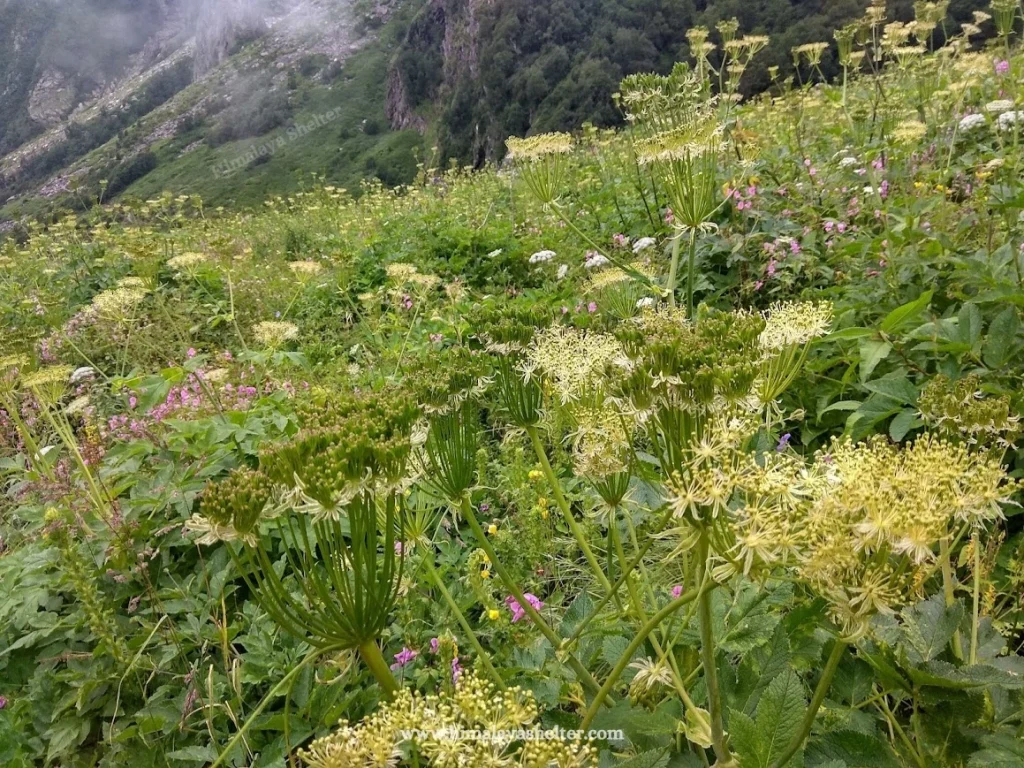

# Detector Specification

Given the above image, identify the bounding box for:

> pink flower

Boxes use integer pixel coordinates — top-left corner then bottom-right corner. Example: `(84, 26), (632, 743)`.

(664, 208), (675, 224)
(430, 637), (440, 654)
(587, 302), (598, 313)
(505, 593), (544, 623)
(612, 233), (627, 248)
(996, 59), (1010, 75)
(671, 585), (683, 599)
(767, 259), (777, 277)
(390, 647), (418, 670)
(129, 396), (137, 409)
(451, 656), (463, 684)
(187, 348), (197, 358)
(754, 280), (764, 291)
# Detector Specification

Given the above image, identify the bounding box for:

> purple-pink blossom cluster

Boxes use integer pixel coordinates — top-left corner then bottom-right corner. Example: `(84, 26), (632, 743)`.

(505, 592), (543, 623)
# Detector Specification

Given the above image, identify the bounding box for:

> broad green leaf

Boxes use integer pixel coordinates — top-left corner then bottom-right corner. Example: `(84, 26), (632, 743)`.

(827, 327), (874, 341)
(863, 372), (917, 404)
(167, 746), (219, 761)
(968, 732), (1024, 768)
(906, 660), (1024, 690)
(957, 302), (983, 348)
(858, 339), (891, 382)
(983, 306), (1019, 369)
(616, 749), (670, 768)
(880, 290), (932, 334)
(901, 594), (964, 662)
(820, 399), (862, 416)
(889, 409), (921, 442)
(731, 666), (806, 768)
(806, 730), (899, 768)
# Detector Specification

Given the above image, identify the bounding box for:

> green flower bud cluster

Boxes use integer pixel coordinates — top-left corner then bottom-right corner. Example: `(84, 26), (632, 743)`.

(261, 390), (420, 512)
(618, 306), (764, 409)
(198, 468), (275, 541)
(470, 300), (552, 356)
(919, 374), (1020, 447)
(405, 346), (492, 414)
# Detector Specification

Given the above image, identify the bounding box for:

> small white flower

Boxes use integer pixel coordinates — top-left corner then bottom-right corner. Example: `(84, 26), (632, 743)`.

(585, 254), (610, 269)
(632, 237), (657, 253)
(70, 367), (96, 384)
(985, 99), (1015, 114)
(958, 113), (987, 132)
(556, 264), (569, 280)
(636, 297), (656, 309)
(529, 250), (556, 264)
(487, 248), (503, 258)
(997, 111), (1024, 131)
(863, 186), (874, 195)
(839, 156), (859, 168)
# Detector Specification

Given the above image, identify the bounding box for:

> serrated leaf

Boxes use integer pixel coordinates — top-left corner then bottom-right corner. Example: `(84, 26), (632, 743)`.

(968, 732), (1024, 768)
(907, 660), (1024, 690)
(805, 730), (899, 768)
(732, 666), (807, 768)
(901, 594), (964, 662)
(603, 635), (631, 669)
(616, 749), (670, 768)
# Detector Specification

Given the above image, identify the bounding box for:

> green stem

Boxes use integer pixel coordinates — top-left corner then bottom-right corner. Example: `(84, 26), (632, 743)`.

(210, 644), (344, 768)
(580, 582), (708, 731)
(563, 504), (677, 649)
(459, 495), (604, 698)
(769, 640), (849, 768)
(357, 639), (400, 696)
(421, 556), (504, 687)
(686, 228), (698, 320)
(939, 537), (965, 661)
(697, 533), (734, 767)
(667, 234), (682, 308)
(526, 425), (614, 596)
(970, 532), (980, 665)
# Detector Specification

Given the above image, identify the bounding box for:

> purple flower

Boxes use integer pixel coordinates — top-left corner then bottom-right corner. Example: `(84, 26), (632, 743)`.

(776, 433), (792, 452)
(451, 656), (463, 684)
(587, 302), (598, 313)
(430, 637), (440, 654)
(671, 585), (683, 599)
(996, 59), (1010, 75)
(0, 695), (7, 710)
(480, 503), (490, 513)
(187, 348), (197, 358)
(390, 647), (418, 670)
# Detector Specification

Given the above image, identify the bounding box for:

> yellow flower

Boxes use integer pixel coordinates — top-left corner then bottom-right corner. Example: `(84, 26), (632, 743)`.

(487, 608), (500, 620)
(528, 469), (544, 482)
(487, 523), (498, 535)
(537, 497), (549, 508)
(480, 570), (491, 580)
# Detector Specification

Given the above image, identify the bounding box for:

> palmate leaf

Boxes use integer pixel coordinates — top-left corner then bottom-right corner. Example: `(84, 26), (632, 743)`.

(729, 666), (807, 768)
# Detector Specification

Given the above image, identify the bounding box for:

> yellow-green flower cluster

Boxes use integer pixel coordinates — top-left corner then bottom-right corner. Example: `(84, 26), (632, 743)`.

(797, 437), (1016, 637)
(21, 365), (74, 404)
(758, 301), (833, 351)
(166, 252), (208, 274)
(526, 327), (628, 405)
(505, 132), (574, 161)
(300, 672), (595, 768)
(91, 277), (149, 320)
(252, 320), (300, 347)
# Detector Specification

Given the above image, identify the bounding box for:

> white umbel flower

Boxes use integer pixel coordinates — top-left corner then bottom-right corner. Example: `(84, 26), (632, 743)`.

(985, 99), (1015, 114)
(529, 250), (556, 264)
(958, 113), (987, 132)
(632, 237), (657, 253)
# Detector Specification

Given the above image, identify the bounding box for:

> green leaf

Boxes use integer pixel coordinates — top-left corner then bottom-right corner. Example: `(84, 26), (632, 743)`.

(731, 666), (807, 768)
(616, 750), (670, 768)
(806, 730), (899, 768)
(968, 732), (1024, 768)
(863, 372), (917, 404)
(880, 290), (932, 334)
(906, 661), (1024, 690)
(957, 303), (983, 348)
(827, 327), (874, 341)
(167, 746), (219, 761)
(820, 400), (863, 415)
(983, 306), (1019, 369)
(889, 409), (921, 441)
(901, 594), (964, 662)
(858, 339), (892, 383)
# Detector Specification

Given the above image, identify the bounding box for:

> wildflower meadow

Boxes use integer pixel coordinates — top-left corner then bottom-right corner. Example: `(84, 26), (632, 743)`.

(4, 2), (1024, 766)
